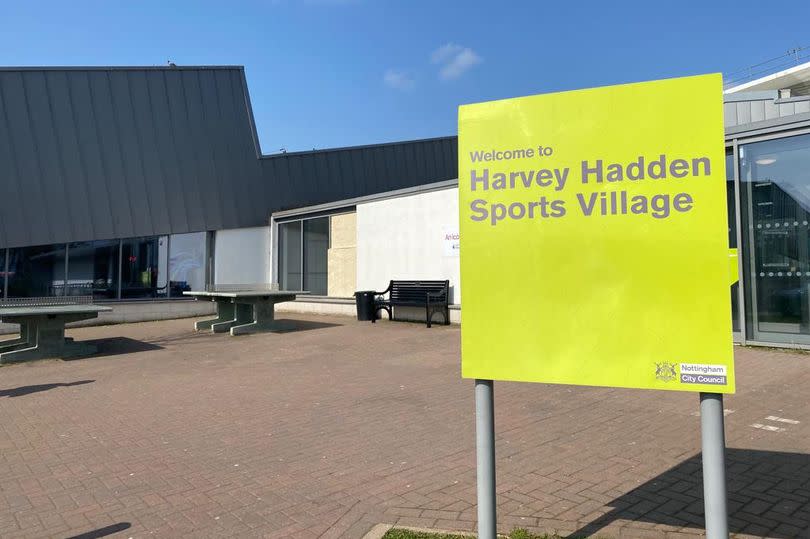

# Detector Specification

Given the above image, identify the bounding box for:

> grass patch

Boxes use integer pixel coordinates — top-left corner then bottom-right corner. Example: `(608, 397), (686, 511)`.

(382, 529), (567, 539)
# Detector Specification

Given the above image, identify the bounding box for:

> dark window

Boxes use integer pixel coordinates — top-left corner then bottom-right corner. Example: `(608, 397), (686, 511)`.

(0, 249), (6, 299)
(303, 218), (329, 295)
(120, 236), (168, 299)
(727, 149), (740, 333)
(279, 221), (302, 290)
(6, 244), (67, 297)
(67, 240), (120, 300)
(278, 217), (330, 295)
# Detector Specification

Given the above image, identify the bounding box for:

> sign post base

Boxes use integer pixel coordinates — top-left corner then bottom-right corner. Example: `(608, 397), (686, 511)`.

(700, 392), (729, 538)
(475, 379), (497, 539)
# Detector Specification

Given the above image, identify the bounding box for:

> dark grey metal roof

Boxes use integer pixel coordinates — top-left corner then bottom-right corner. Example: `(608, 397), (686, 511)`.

(259, 136), (458, 212)
(0, 66), (458, 249)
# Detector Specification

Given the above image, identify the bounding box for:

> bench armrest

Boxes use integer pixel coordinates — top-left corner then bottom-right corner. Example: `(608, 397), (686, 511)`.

(375, 281), (393, 297)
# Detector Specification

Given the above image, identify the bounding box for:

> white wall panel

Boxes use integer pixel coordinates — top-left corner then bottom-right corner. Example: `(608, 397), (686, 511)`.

(356, 188), (461, 303)
(214, 227), (271, 285)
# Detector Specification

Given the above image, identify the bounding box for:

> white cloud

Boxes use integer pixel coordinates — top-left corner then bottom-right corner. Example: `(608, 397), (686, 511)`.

(383, 69), (415, 90)
(431, 43), (482, 81)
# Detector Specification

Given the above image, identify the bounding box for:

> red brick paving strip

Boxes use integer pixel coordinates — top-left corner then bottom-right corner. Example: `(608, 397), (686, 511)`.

(0, 316), (807, 538)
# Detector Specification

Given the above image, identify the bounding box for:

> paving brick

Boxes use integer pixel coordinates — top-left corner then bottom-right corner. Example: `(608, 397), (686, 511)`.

(0, 315), (807, 538)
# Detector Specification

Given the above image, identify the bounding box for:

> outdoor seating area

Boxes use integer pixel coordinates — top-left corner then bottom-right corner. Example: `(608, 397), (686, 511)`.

(185, 284), (309, 336)
(368, 280), (451, 328)
(0, 296), (112, 363)
(0, 315), (806, 538)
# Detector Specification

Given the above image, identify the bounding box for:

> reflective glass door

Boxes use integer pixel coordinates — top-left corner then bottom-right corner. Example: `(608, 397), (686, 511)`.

(740, 133), (810, 344)
(726, 149), (741, 340)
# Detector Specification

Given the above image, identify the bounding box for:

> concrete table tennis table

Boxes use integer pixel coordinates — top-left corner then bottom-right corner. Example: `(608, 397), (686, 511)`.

(0, 302), (112, 363)
(184, 288), (309, 336)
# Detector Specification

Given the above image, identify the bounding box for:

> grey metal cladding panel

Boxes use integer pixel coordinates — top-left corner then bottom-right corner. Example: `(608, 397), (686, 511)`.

(39, 72), (94, 242)
(797, 101), (810, 114)
(285, 155), (305, 208)
(735, 102), (751, 126)
(127, 71), (172, 234)
(198, 69), (240, 229)
(0, 76), (31, 247)
(300, 152), (321, 204)
(53, 71), (109, 241)
(108, 71), (156, 236)
(179, 70), (225, 231)
(779, 102), (796, 117)
(68, 72), (117, 239)
(334, 151), (352, 197)
(0, 72), (52, 245)
(361, 147), (379, 194)
(749, 100), (765, 124)
(271, 156), (292, 210)
(217, 70), (262, 223)
(230, 69), (269, 210)
(23, 72), (77, 242)
(723, 102), (737, 127)
(279, 157), (294, 209)
(764, 100), (780, 120)
(446, 138), (458, 175)
(413, 142), (428, 187)
(348, 149), (366, 195)
(238, 73), (269, 206)
(87, 71), (136, 237)
(162, 70), (207, 232)
(423, 140), (439, 180)
(385, 144), (403, 189)
(400, 143), (418, 187)
(145, 71), (190, 233)
(365, 146), (383, 194)
(323, 151), (344, 202)
(258, 137), (458, 213)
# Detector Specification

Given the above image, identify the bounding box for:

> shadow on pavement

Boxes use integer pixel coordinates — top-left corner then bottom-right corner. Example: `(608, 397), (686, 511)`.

(67, 337), (163, 359)
(0, 379), (94, 398)
(271, 319), (344, 333)
(569, 448), (810, 538)
(65, 522), (132, 539)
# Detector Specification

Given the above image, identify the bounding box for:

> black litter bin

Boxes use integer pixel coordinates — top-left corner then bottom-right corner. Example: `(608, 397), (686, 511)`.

(354, 290), (376, 321)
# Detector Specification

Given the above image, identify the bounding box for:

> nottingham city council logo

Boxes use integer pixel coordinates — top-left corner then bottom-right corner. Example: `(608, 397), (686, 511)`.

(655, 362), (677, 382)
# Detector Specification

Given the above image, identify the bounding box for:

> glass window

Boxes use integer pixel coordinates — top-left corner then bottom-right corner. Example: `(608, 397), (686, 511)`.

(6, 244), (67, 297)
(120, 236), (168, 299)
(303, 217), (329, 295)
(67, 240), (120, 300)
(279, 221), (302, 290)
(740, 133), (810, 343)
(169, 232), (206, 294)
(0, 249), (6, 299)
(726, 149), (740, 333)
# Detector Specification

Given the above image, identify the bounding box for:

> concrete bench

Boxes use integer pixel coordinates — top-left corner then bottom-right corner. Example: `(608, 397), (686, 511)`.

(184, 285), (308, 336)
(0, 297), (112, 363)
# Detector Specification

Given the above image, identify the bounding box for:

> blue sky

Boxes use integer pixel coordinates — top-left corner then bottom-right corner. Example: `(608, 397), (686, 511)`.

(1, 1), (808, 153)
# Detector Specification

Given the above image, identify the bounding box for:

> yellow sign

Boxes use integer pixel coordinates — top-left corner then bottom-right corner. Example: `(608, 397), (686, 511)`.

(459, 74), (734, 393)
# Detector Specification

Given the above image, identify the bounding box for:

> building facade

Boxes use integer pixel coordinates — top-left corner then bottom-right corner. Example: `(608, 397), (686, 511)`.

(3, 64), (810, 347)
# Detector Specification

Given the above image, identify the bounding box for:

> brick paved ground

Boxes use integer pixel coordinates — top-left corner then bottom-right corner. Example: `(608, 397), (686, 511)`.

(0, 314), (808, 539)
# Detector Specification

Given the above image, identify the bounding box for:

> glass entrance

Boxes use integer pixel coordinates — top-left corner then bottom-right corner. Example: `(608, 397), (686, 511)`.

(726, 149), (741, 340)
(740, 132), (810, 344)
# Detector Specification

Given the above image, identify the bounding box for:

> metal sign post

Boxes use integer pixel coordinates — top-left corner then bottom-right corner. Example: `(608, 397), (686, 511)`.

(475, 379), (497, 539)
(700, 392), (729, 538)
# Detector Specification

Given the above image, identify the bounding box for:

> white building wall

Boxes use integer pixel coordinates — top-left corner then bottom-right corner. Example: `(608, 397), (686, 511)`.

(214, 226), (271, 285)
(356, 187), (461, 304)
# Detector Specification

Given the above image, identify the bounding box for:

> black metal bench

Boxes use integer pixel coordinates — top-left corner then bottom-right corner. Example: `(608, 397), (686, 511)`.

(373, 280), (450, 328)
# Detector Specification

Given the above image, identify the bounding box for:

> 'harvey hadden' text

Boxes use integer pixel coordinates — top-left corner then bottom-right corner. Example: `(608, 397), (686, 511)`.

(467, 151), (711, 226)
